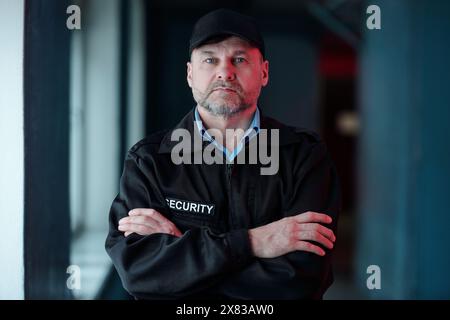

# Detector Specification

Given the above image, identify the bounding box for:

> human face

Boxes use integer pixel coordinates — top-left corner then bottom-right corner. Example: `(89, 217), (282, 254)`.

(187, 36), (269, 118)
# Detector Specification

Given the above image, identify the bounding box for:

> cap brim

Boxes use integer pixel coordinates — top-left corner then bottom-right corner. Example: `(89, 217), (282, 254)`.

(189, 31), (263, 55)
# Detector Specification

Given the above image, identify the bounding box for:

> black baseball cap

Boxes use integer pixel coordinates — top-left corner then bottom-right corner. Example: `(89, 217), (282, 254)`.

(189, 9), (265, 58)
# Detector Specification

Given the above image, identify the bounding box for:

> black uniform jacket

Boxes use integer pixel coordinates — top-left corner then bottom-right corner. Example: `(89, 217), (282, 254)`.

(105, 109), (341, 300)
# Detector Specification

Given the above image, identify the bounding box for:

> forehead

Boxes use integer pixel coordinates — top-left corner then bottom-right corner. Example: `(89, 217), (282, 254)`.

(194, 36), (257, 55)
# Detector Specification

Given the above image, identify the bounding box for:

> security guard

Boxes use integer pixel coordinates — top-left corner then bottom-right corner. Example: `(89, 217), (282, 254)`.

(105, 9), (341, 299)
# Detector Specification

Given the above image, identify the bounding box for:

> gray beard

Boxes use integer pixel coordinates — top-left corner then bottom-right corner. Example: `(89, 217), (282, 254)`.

(194, 81), (255, 118)
(199, 99), (252, 118)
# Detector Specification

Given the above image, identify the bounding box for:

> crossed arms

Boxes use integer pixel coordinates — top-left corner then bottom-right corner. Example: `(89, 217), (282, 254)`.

(118, 209), (336, 259)
(105, 141), (340, 299)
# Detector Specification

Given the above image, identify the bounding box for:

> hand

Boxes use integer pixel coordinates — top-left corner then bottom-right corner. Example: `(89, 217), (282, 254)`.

(248, 211), (336, 258)
(118, 208), (182, 237)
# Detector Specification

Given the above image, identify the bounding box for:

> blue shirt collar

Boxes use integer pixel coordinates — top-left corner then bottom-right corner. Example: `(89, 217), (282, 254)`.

(194, 106), (260, 162)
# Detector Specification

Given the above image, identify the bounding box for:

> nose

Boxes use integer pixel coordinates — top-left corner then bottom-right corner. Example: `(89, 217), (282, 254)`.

(216, 60), (236, 81)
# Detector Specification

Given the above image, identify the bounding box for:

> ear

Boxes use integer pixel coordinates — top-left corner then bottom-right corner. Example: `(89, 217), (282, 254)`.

(187, 61), (193, 88)
(261, 60), (269, 87)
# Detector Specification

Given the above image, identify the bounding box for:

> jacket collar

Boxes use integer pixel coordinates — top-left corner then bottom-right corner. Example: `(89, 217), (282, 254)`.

(158, 108), (303, 154)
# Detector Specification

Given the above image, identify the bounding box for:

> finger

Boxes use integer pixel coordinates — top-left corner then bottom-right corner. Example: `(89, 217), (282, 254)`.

(295, 211), (332, 224)
(124, 231), (133, 237)
(118, 223), (153, 236)
(130, 209), (181, 235)
(126, 216), (181, 236)
(120, 215), (160, 230)
(119, 222), (181, 237)
(294, 241), (326, 256)
(129, 208), (173, 226)
(172, 228), (183, 237)
(298, 230), (334, 249)
(300, 223), (336, 242)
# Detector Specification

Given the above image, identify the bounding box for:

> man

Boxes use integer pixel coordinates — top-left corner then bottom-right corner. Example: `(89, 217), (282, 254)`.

(105, 9), (341, 299)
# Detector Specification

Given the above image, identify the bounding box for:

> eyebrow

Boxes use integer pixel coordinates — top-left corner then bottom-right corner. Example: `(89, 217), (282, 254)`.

(199, 50), (249, 56)
(199, 50), (215, 56)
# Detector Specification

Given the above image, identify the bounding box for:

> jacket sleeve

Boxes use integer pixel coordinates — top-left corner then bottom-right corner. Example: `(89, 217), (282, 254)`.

(105, 150), (254, 299)
(218, 140), (341, 299)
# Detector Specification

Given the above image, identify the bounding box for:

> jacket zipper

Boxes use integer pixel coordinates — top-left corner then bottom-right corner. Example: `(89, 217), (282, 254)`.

(226, 163), (236, 229)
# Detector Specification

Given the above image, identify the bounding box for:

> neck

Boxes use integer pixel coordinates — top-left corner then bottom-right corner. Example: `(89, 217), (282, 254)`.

(197, 105), (256, 131)
(197, 105), (257, 152)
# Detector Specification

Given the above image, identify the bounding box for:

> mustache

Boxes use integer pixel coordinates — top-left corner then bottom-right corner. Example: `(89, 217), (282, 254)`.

(207, 81), (242, 95)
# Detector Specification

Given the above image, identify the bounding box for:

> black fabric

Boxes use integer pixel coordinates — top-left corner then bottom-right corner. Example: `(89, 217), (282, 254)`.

(189, 9), (265, 58)
(105, 109), (341, 299)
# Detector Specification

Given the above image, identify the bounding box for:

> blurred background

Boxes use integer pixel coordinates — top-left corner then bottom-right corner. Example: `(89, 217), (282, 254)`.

(1, 0), (450, 299)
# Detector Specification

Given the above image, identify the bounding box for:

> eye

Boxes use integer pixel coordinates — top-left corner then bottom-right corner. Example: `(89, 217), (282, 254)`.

(234, 57), (246, 64)
(204, 57), (217, 64)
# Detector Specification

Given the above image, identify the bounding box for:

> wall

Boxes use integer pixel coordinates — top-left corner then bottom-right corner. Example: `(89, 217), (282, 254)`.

(23, 0), (71, 299)
(356, 0), (450, 298)
(0, 0), (25, 300)
(260, 32), (319, 130)
(83, 0), (120, 230)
